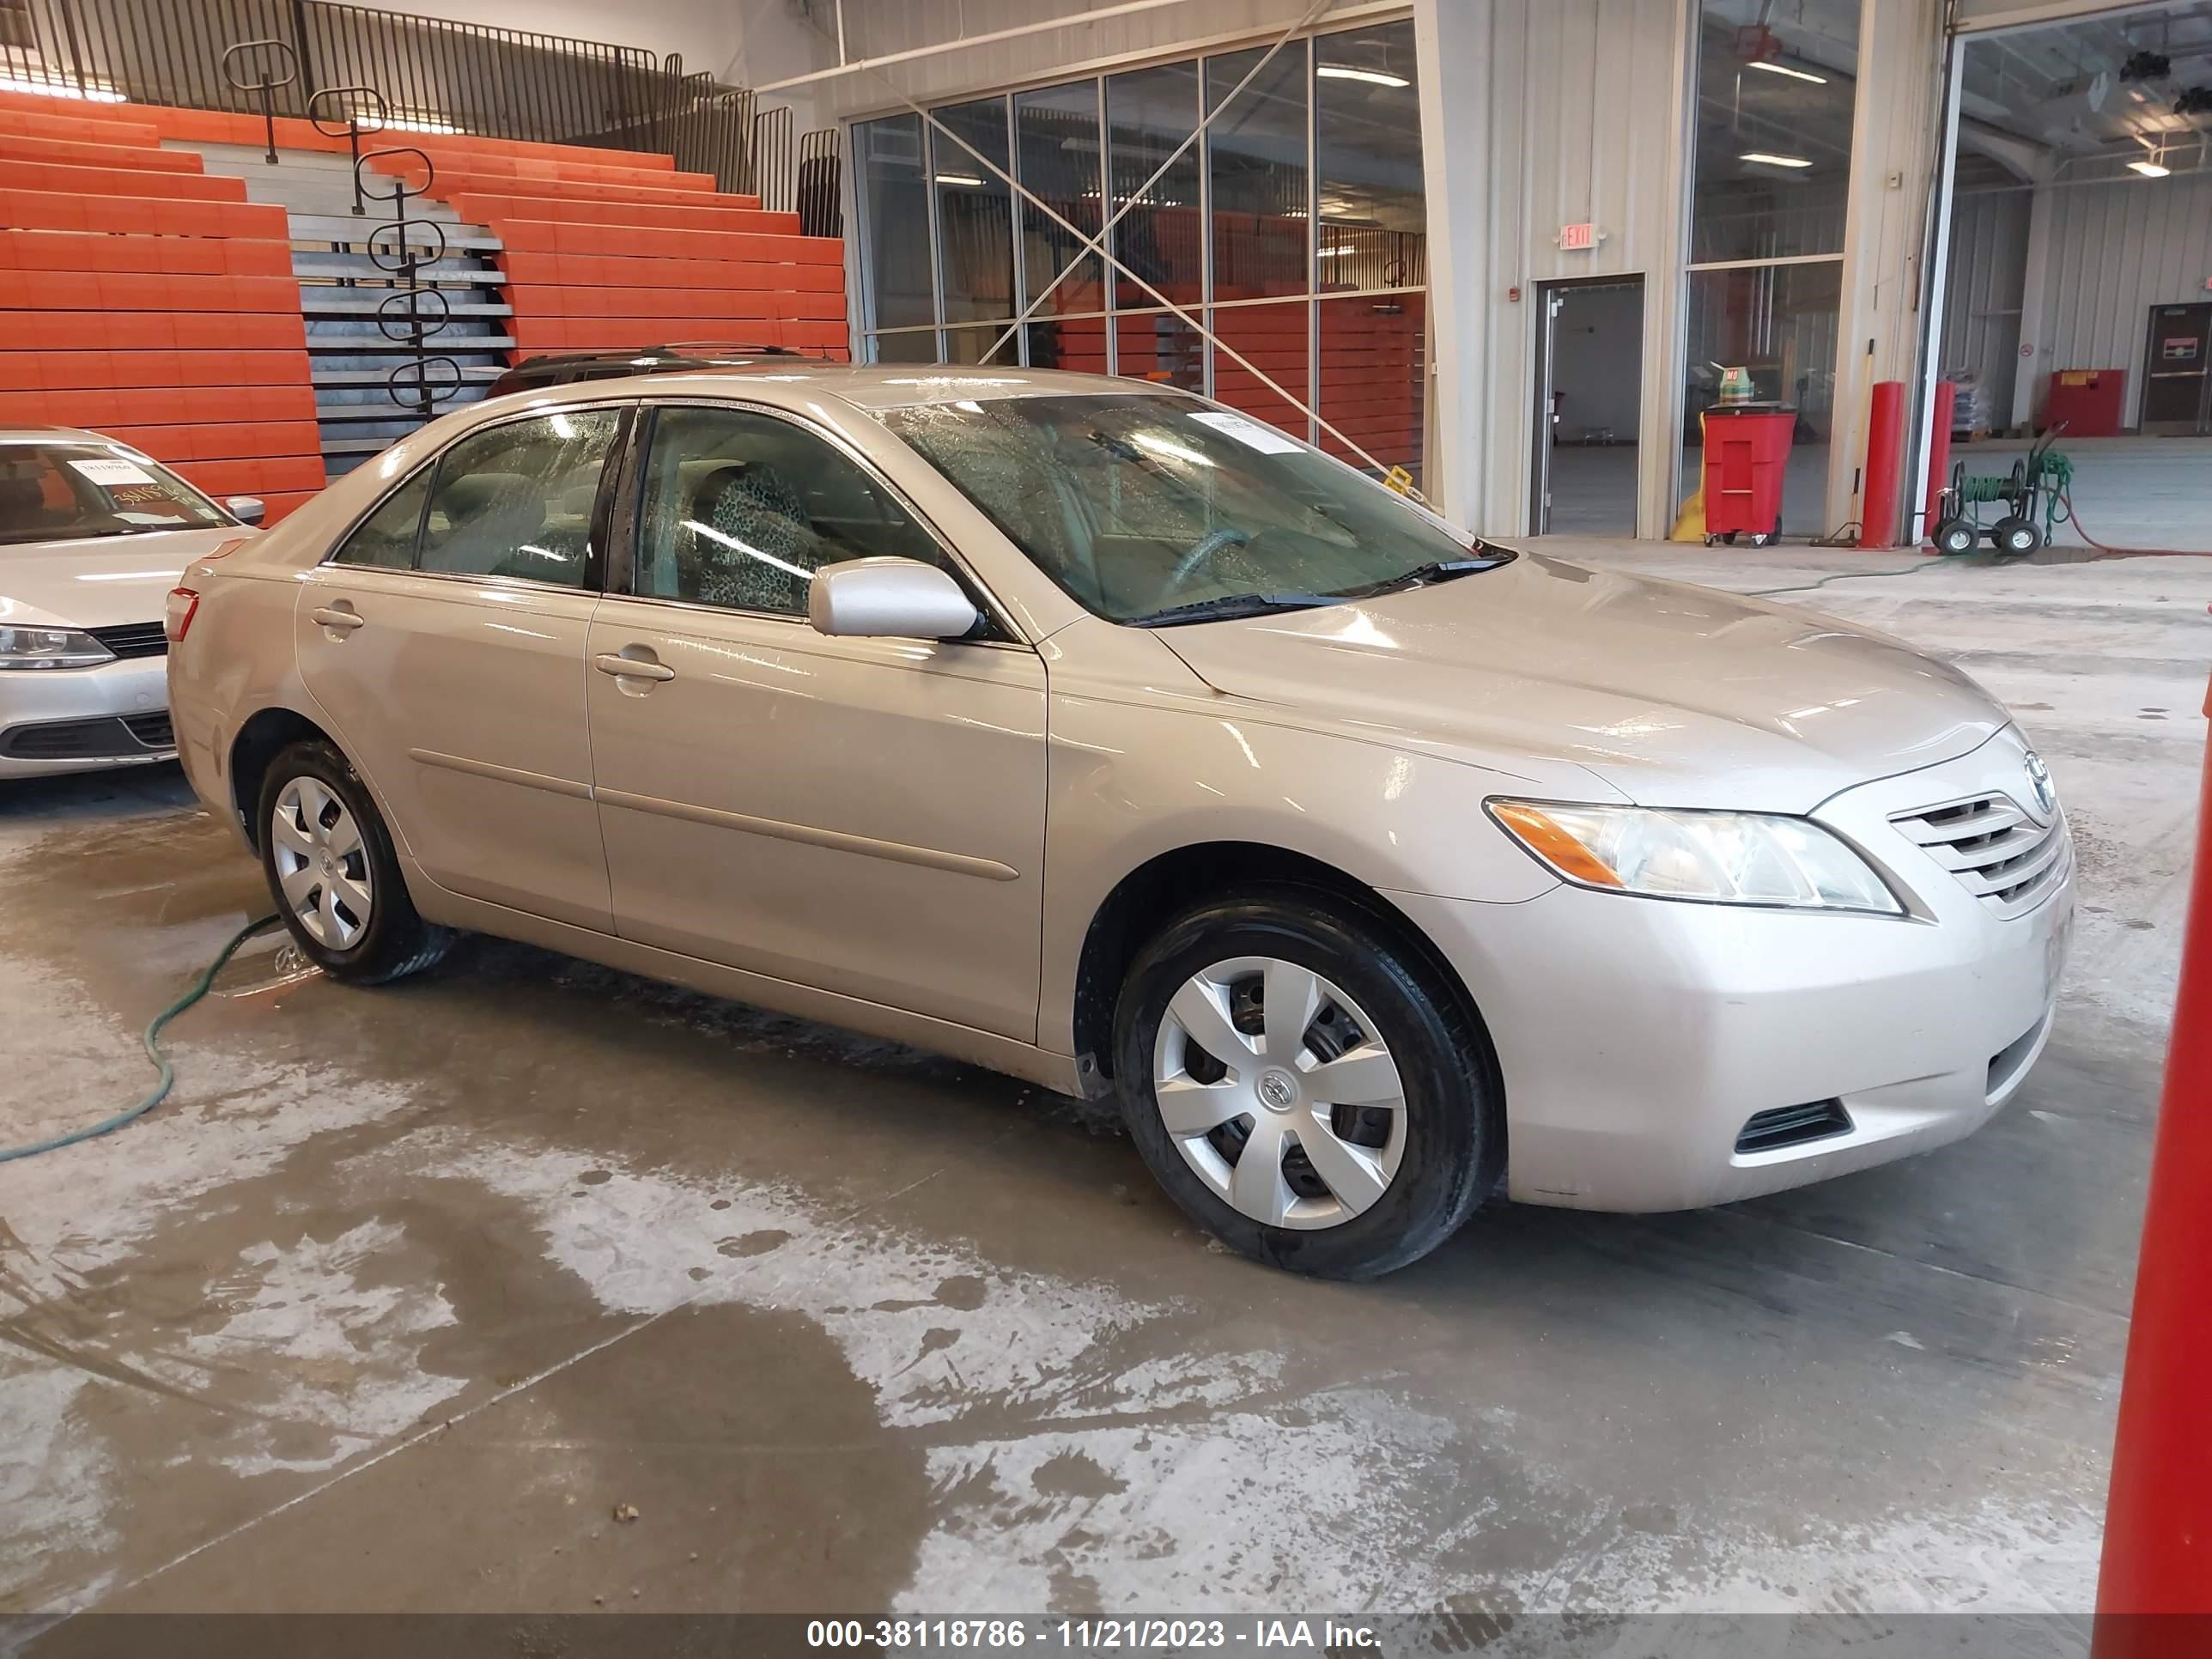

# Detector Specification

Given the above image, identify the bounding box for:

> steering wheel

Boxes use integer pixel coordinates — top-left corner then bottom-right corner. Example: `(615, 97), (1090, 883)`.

(1163, 526), (1253, 597)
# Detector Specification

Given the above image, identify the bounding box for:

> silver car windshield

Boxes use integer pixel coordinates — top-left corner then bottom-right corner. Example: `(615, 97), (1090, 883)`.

(877, 393), (1506, 626)
(0, 442), (230, 547)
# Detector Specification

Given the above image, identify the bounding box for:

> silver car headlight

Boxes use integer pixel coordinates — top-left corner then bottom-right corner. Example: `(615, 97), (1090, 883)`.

(0, 627), (115, 671)
(1486, 799), (1904, 915)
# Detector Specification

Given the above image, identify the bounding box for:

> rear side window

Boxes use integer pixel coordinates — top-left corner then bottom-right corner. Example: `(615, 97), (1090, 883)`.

(333, 410), (621, 586)
(334, 470), (429, 569)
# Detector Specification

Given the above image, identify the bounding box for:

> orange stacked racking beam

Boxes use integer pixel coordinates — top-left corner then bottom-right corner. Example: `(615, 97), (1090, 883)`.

(0, 90), (323, 520)
(367, 149), (848, 359)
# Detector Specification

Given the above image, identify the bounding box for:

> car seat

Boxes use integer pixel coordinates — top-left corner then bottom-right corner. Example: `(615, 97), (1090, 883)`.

(688, 464), (817, 613)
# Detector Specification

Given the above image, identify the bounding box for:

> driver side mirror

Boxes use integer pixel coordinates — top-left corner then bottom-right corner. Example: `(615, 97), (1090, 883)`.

(224, 495), (266, 527)
(808, 557), (980, 641)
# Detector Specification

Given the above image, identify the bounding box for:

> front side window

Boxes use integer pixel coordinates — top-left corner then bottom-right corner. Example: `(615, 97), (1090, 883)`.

(0, 442), (230, 547)
(631, 404), (952, 617)
(879, 392), (1500, 624)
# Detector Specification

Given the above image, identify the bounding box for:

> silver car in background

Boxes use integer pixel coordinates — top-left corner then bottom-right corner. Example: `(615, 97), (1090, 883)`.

(1, 426), (258, 780)
(166, 368), (2072, 1278)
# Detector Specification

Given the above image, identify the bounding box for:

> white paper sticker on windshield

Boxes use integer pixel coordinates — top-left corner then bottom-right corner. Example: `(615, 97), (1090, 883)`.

(70, 459), (158, 487)
(1188, 410), (1303, 454)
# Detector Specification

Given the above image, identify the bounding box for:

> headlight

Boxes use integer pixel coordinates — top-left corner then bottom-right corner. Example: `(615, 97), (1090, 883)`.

(1487, 799), (1904, 915)
(0, 627), (114, 670)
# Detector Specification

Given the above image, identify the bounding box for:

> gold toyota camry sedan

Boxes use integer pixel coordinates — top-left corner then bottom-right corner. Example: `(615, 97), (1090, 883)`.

(167, 367), (2072, 1278)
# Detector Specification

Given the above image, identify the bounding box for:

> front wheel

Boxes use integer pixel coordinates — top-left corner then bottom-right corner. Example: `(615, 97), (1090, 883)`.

(1112, 890), (1498, 1279)
(258, 739), (453, 984)
(1933, 517), (1978, 556)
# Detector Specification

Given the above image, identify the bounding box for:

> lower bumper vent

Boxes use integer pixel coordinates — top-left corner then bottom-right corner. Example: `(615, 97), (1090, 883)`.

(0, 713), (175, 762)
(1735, 1098), (1853, 1156)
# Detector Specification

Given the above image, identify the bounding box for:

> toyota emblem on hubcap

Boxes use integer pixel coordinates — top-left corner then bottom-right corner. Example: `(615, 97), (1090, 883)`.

(1258, 1071), (1298, 1111)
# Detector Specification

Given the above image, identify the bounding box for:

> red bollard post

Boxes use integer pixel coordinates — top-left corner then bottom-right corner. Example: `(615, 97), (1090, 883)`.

(2094, 664), (2212, 1654)
(1923, 381), (1957, 546)
(1858, 380), (1905, 550)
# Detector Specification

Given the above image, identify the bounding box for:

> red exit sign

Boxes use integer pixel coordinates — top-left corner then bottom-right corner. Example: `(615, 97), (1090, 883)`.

(1559, 222), (1598, 251)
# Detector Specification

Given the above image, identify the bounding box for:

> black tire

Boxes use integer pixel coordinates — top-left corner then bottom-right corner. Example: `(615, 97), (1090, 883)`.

(1992, 515), (2041, 556)
(257, 738), (453, 985)
(1747, 529), (1780, 549)
(1933, 517), (1978, 556)
(1112, 888), (1500, 1279)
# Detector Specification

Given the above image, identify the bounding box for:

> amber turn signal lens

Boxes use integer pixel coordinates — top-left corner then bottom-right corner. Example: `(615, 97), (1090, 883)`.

(1489, 802), (1625, 887)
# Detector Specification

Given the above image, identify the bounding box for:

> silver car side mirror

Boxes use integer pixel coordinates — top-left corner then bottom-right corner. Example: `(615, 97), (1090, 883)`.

(224, 495), (266, 527)
(808, 557), (980, 640)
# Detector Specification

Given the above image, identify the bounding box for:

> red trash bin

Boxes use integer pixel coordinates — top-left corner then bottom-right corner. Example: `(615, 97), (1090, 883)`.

(1702, 405), (1796, 547)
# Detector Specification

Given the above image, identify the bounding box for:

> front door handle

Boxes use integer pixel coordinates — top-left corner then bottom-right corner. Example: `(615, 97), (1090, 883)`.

(594, 651), (676, 683)
(310, 605), (365, 633)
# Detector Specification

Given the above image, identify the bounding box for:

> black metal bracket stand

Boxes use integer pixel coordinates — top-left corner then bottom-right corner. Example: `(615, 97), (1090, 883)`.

(220, 38), (300, 166)
(359, 147), (462, 422)
(309, 85), (387, 215)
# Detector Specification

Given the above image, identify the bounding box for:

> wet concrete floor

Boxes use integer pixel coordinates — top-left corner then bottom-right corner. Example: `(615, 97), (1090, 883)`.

(1, 545), (2202, 1624)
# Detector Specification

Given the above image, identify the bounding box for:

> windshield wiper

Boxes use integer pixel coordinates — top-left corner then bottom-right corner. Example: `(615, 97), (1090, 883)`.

(1127, 592), (1338, 628)
(1357, 556), (1503, 596)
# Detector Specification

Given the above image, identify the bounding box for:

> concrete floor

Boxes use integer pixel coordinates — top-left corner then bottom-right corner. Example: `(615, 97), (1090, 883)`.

(2, 543), (2204, 1626)
(1546, 434), (2212, 549)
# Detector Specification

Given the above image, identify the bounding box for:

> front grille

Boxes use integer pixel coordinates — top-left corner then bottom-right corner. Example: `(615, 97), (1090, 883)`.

(1889, 792), (2068, 919)
(1735, 1099), (1853, 1156)
(0, 713), (174, 761)
(88, 622), (167, 660)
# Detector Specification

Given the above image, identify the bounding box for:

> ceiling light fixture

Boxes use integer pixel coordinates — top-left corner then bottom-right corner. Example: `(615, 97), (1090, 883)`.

(1741, 151), (1814, 168)
(2128, 158), (2171, 177)
(1316, 64), (1409, 88)
(1747, 60), (1828, 85)
(936, 173), (985, 187)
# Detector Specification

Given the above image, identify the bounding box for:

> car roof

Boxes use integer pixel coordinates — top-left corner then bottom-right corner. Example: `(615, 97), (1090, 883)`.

(0, 423), (115, 446)
(507, 363), (1163, 414)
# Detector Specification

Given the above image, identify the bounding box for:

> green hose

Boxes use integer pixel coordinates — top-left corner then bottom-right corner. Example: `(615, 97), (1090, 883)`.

(1748, 558), (1955, 598)
(0, 914), (280, 1164)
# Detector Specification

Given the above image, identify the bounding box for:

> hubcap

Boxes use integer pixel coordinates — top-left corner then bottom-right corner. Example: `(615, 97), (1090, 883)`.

(1152, 956), (1407, 1231)
(270, 777), (373, 950)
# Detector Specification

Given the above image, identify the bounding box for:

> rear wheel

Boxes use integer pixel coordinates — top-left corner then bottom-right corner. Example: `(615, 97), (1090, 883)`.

(258, 739), (452, 984)
(1113, 890), (1498, 1279)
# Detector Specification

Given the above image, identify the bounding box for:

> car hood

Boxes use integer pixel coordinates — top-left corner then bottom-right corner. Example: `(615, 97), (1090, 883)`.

(1152, 550), (2008, 812)
(0, 527), (244, 631)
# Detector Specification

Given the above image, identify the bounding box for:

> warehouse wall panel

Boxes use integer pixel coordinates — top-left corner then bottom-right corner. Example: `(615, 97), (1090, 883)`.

(2030, 172), (2212, 429)
(1942, 185), (2031, 424)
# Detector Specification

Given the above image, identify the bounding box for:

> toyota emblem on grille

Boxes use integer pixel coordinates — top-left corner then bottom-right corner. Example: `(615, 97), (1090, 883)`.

(2023, 750), (2056, 818)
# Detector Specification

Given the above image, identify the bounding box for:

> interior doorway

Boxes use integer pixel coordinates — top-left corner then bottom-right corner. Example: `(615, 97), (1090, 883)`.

(1531, 276), (1645, 536)
(2142, 302), (2212, 436)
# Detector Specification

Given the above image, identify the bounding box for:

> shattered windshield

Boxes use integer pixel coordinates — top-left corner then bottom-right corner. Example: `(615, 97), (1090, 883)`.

(875, 393), (1507, 625)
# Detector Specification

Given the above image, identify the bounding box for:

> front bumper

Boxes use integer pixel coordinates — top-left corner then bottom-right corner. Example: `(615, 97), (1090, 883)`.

(1395, 730), (2074, 1212)
(0, 656), (174, 780)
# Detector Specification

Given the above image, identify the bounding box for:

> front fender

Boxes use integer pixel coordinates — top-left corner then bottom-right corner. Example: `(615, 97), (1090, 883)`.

(1038, 690), (1606, 1055)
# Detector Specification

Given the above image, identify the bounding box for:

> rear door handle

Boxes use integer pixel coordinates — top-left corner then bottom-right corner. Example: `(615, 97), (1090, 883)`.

(594, 651), (676, 683)
(310, 605), (365, 633)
